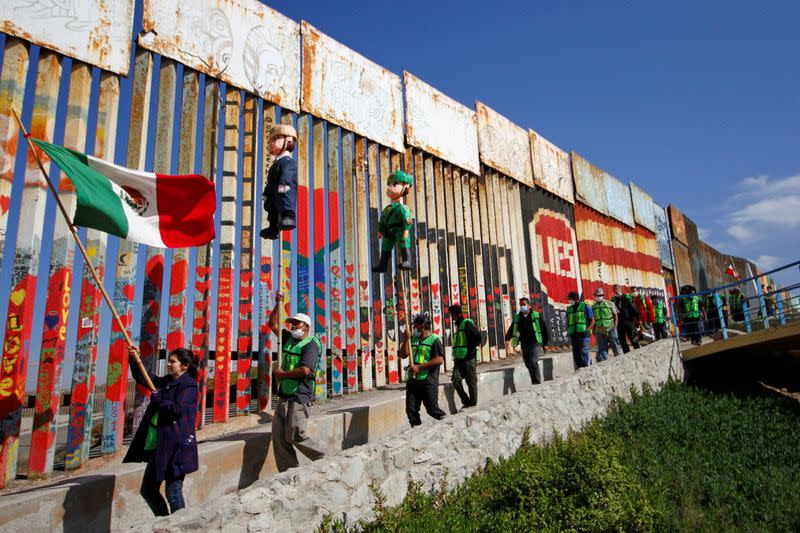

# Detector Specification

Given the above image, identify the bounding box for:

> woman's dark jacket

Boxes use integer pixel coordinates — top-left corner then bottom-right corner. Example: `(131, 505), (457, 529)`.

(123, 358), (199, 481)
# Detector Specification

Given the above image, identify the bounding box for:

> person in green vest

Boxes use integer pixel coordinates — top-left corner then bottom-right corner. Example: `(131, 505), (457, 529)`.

(449, 303), (481, 409)
(400, 313), (447, 427)
(590, 288), (622, 361)
(372, 169), (414, 272)
(652, 295), (670, 340)
(678, 286), (702, 345)
(268, 292), (326, 472)
(567, 291), (595, 369)
(504, 297), (549, 384)
(729, 288), (746, 322)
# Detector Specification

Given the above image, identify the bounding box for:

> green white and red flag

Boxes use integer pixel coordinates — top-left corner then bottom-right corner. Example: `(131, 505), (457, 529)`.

(33, 138), (216, 248)
(725, 259), (739, 280)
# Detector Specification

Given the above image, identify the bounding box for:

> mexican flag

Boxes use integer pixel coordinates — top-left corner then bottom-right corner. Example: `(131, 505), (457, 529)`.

(33, 139), (216, 248)
(725, 259), (739, 280)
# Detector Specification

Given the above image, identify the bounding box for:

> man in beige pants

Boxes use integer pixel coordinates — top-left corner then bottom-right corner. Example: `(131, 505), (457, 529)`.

(268, 292), (326, 471)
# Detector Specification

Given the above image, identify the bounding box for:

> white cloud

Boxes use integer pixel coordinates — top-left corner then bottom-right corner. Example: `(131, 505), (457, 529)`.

(697, 226), (711, 240)
(724, 173), (800, 244)
(753, 255), (782, 270)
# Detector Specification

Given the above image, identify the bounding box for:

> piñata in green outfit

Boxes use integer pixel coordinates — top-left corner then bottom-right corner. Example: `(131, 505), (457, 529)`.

(373, 169), (414, 272)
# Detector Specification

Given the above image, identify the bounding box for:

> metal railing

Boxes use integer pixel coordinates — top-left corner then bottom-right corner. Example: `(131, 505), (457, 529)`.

(669, 260), (800, 342)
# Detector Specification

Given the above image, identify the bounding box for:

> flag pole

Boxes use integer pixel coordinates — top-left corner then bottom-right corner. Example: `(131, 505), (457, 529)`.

(12, 110), (157, 393)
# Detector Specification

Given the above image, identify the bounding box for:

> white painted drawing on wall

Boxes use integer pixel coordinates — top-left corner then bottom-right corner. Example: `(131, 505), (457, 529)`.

(140, 0), (300, 110)
(1, 0), (134, 74)
(475, 101), (533, 186)
(301, 22), (404, 152)
(404, 72), (479, 174)
(530, 129), (574, 203)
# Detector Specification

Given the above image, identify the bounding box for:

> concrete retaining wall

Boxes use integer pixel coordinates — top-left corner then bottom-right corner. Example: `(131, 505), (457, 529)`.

(140, 340), (683, 532)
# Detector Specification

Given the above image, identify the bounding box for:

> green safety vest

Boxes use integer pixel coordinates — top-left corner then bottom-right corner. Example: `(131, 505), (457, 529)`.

(453, 319), (475, 359)
(280, 335), (322, 395)
(592, 301), (614, 329)
(144, 411), (159, 451)
(730, 293), (744, 312)
(512, 311), (543, 345)
(409, 334), (440, 380)
(567, 302), (588, 334)
(654, 300), (666, 324)
(683, 296), (700, 319)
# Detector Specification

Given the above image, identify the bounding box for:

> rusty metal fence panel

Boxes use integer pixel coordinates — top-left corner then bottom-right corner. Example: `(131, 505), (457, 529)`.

(0, 0), (134, 74)
(571, 151), (608, 215)
(404, 71), (480, 175)
(603, 171), (635, 228)
(300, 21), (404, 152)
(630, 182), (656, 232)
(529, 129), (574, 204)
(654, 205), (674, 269)
(475, 101), (533, 187)
(668, 204), (688, 246)
(139, 0), (301, 111)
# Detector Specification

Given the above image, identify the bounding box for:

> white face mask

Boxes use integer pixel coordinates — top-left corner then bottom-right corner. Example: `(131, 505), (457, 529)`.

(290, 328), (306, 339)
(519, 305), (529, 314)
(596, 295), (604, 301)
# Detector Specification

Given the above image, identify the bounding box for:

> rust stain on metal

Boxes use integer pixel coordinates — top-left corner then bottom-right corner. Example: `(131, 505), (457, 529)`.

(140, 0), (301, 111)
(403, 71), (479, 174)
(668, 204), (688, 246)
(570, 151), (608, 215)
(475, 101), (533, 187)
(0, 1), (134, 75)
(300, 21), (404, 152)
(529, 128), (574, 203)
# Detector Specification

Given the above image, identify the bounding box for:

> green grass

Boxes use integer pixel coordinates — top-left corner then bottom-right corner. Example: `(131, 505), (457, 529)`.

(321, 382), (800, 532)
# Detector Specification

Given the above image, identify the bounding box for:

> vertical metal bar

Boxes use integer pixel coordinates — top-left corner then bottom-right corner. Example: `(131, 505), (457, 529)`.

(256, 102), (275, 412)
(439, 163), (458, 370)
(165, 69), (200, 353)
(0, 50), (62, 486)
(312, 117), (328, 401)
(326, 124), (344, 396)
(477, 169), (498, 360)
(423, 155), (443, 339)
(0, 38), (30, 259)
(368, 143), (386, 387)
(470, 174), (489, 362)
(742, 299), (752, 333)
(495, 174), (514, 340)
(511, 182), (531, 302)
(433, 161), (450, 363)
(403, 149), (421, 325)
(28, 60), (92, 478)
(413, 150), (430, 316)
(451, 168), (468, 315)
(134, 57), (178, 428)
(235, 94), (256, 415)
(102, 49), (153, 455)
(296, 114), (311, 318)
(755, 280), (769, 329)
(212, 88), (240, 423)
(714, 291), (727, 340)
(341, 131), (358, 393)
(191, 79), (219, 426)
(65, 72), (120, 469)
(776, 292), (785, 325)
(354, 137), (372, 390)
(484, 171), (505, 358)
(277, 111), (295, 359)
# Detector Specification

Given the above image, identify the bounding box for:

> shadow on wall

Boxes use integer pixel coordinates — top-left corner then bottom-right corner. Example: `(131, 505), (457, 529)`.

(331, 406), (370, 450)
(213, 430), (272, 491)
(63, 475), (115, 533)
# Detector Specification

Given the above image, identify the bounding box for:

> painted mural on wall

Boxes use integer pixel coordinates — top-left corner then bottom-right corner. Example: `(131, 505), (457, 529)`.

(1, 0), (134, 74)
(574, 202), (664, 299)
(519, 187), (581, 347)
(529, 129), (574, 204)
(404, 72), (480, 174)
(475, 101), (533, 187)
(140, 0), (301, 110)
(301, 22), (404, 152)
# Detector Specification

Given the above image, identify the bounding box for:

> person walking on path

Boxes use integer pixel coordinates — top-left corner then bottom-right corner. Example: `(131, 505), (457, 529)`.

(652, 295), (670, 340)
(124, 347), (199, 516)
(400, 313), (447, 427)
(591, 288), (623, 361)
(567, 291), (595, 369)
(679, 286), (703, 345)
(449, 303), (481, 408)
(504, 297), (549, 385)
(612, 284), (640, 353)
(268, 292), (326, 472)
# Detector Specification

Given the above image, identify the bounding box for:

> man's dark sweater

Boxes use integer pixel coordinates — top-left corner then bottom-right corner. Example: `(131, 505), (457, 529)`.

(505, 312), (550, 347)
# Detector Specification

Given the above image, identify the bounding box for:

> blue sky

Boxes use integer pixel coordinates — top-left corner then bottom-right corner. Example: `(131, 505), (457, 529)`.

(267, 0), (799, 274)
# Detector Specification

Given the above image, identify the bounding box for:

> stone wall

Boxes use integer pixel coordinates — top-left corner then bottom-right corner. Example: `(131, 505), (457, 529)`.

(143, 340), (683, 532)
